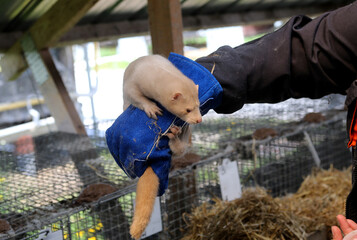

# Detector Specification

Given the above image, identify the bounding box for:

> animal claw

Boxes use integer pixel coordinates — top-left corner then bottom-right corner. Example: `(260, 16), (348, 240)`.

(150, 112), (158, 120)
(143, 103), (162, 120)
(166, 133), (175, 139)
(170, 126), (182, 135)
(166, 125), (182, 139)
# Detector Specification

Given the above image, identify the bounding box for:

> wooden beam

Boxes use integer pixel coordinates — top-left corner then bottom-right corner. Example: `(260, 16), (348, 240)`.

(38, 48), (87, 135)
(0, 0), (99, 81)
(182, 5), (340, 30)
(50, 3), (355, 45)
(0, 98), (44, 113)
(0, 4), (346, 52)
(147, 0), (184, 57)
(58, 19), (149, 47)
(0, 31), (22, 52)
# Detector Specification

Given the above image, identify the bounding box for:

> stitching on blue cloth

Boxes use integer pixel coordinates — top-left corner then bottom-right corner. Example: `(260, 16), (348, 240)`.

(145, 117), (175, 160)
(146, 134), (160, 160)
(118, 155), (135, 178)
(200, 97), (214, 107)
(145, 120), (162, 160)
(134, 159), (146, 162)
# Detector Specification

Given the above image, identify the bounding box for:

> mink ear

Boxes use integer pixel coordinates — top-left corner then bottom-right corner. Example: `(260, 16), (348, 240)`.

(172, 92), (182, 101)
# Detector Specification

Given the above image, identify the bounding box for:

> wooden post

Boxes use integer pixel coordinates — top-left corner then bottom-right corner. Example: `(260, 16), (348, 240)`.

(0, 0), (98, 134)
(147, 0), (184, 57)
(0, 0), (99, 81)
(37, 49), (87, 135)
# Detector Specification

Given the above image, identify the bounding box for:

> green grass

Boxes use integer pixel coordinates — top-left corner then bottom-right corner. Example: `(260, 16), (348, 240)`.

(94, 61), (130, 70)
(184, 36), (207, 48)
(99, 47), (117, 57)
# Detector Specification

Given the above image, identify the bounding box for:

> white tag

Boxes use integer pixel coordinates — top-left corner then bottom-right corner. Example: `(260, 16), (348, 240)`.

(35, 229), (63, 240)
(133, 197), (162, 239)
(218, 158), (242, 201)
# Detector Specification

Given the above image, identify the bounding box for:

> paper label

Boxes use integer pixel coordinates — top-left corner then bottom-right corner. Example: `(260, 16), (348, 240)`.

(218, 158), (242, 201)
(133, 197), (162, 239)
(35, 229), (63, 240)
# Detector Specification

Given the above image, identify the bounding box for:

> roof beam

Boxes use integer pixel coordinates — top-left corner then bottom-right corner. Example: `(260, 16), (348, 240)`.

(58, 19), (149, 47)
(182, 5), (338, 30)
(0, 0), (99, 81)
(0, 4), (345, 52)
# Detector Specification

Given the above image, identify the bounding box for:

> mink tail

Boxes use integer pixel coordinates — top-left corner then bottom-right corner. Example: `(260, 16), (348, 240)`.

(130, 166), (159, 240)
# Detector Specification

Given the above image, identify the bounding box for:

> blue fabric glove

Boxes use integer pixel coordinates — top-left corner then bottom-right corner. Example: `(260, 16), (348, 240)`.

(106, 53), (222, 196)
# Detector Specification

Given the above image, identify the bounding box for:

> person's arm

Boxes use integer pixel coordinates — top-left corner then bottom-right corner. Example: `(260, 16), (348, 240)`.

(196, 1), (357, 114)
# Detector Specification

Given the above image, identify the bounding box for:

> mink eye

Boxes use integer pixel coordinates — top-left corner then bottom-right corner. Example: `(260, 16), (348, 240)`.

(186, 109), (191, 113)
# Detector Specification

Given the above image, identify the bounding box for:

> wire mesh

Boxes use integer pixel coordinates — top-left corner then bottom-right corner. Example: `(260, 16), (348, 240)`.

(0, 132), (134, 240)
(192, 109), (351, 198)
(0, 95), (353, 240)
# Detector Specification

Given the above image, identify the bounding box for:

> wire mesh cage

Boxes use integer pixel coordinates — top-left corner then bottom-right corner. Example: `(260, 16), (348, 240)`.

(0, 132), (135, 240)
(0, 95), (353, 240)
(192, 105), (350, 198)
(240, 116), (351, 197)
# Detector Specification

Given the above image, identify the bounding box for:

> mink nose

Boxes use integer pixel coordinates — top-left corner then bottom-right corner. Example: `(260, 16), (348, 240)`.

(196, 118), (202, 123)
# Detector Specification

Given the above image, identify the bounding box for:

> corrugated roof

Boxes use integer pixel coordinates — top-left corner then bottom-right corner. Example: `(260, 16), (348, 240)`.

(0, 0), (353, 50)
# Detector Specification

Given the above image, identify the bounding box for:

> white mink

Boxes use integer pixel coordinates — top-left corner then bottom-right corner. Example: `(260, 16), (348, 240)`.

(126, 55), (202, 240)
(123, 55), (202, 124)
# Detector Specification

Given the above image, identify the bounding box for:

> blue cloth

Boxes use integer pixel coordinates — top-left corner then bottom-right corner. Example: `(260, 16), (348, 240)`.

(106, 53), (222, 196)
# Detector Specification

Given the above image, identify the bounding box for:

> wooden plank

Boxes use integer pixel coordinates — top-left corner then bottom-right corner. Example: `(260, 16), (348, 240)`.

(57, 19), (149, 46)
(0, 0), (32, 30)
(182, 6), (333, 29)
(81, 0), (120, 23)
(38, 48), (87, 135)
(0, 31), (22, 52)
(0, 4), (345, 51)
(0, 0), (99, 81)
(55, 3), (353, 45)
(0, 98), (44, 113)
(30, 0), (98, 48)
(147, 0), (184, 57)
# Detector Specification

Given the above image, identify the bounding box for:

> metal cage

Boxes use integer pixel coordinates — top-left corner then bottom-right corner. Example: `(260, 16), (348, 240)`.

(0, 96), (352, 240)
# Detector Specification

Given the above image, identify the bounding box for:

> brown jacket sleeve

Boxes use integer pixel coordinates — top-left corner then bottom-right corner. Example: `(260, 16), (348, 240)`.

(196, 1), (357, 114)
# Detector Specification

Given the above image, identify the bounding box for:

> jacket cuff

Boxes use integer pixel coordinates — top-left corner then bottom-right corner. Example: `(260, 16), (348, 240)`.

(195, 46), (246, 114)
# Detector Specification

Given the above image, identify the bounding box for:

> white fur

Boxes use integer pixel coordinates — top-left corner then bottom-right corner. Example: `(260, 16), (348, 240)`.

(123, 55), (202, 124)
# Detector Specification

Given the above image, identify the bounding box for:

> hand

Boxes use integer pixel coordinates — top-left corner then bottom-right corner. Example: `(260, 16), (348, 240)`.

(332, 215), (357, 240)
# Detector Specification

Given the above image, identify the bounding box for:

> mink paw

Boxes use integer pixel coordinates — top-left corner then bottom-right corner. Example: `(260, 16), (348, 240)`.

(143, 103), (163, 120)
(166, 125), (182, 139)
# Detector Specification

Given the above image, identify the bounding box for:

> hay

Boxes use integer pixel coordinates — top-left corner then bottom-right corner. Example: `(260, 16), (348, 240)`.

(182, 167), (352, 240)
(278, 167), (352, 234)
(182, 188), (309, 240)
